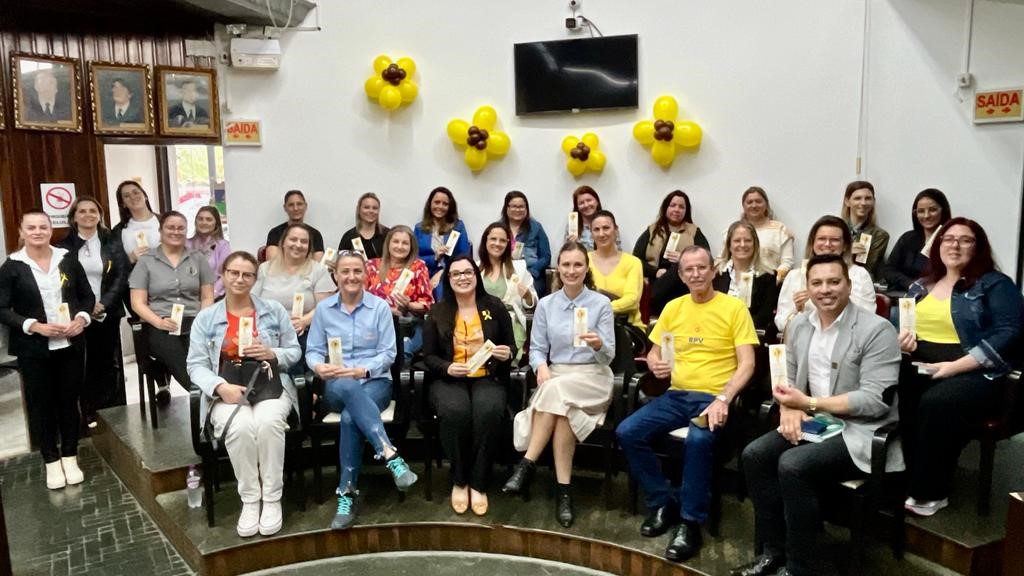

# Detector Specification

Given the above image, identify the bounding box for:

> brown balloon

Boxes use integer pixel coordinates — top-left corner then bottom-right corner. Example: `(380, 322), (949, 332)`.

(475, 140), (488, 150)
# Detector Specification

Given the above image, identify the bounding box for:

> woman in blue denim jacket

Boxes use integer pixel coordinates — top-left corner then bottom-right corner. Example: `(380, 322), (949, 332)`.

(500, 191), (551, 295)
(187, 251), (301, 538)
(897, 218), (1022, 517)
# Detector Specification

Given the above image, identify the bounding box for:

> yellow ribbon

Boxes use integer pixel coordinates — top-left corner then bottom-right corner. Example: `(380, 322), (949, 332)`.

(60, 272), (69, 287)
(482, 310), (492, 321)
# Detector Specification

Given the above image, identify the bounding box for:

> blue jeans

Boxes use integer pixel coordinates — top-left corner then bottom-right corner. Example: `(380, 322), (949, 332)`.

(616, 390), (718, 523)
(322, 376), (393, 494)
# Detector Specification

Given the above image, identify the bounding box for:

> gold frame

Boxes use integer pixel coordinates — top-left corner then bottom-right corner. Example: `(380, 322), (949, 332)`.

(157, 66), (219, 138)
(89, 62), (154, 135)
(11, 53), (83, 133)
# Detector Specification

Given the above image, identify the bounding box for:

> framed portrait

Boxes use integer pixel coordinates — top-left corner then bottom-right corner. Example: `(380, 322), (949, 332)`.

(90, 62), (154, 135)
(157, 66), (219, 138)
(11, 53), (83, 132)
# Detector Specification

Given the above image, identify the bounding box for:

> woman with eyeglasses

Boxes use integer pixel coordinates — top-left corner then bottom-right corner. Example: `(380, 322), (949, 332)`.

(423, 255), (516, 516)
(477, 223), (537, 360)
(633, 190), (709, 281)
(187, 206), (231, 299)
(897, 218), (1022, 517)
(187, 251), (301, 538)
(365, 225), (434, 359)
(499, 191), (551, 295)
(842, 181), (890, 281)
(589, 211), (644, 329)
(338, 193), (389, 261)
(130, 211), (215, 403)
(737, 186), (794, 284)
(58, 196), (130, 426)
(883, 189), (952, 293)
(414, 187), (471, 288)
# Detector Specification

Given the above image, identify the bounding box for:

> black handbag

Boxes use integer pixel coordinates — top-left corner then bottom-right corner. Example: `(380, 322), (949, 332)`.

(205, 358), (282, 449)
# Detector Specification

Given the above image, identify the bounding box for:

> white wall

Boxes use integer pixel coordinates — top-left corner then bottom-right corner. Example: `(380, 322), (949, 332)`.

(222, 0), (1024, 274)
(103, 144), (160, 223)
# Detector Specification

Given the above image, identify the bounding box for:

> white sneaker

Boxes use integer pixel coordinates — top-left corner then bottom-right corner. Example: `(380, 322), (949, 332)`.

(904, 497), (948, 517)
(237, 501), (261, 537)
(259, 500), (283, 536)
(45, 461), (66, 490)
(61, 456), (84, 485)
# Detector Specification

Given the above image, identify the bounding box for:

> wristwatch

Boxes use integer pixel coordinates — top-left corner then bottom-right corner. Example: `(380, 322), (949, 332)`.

(715, 394), (728, 404)
(808, 397), (818, 412)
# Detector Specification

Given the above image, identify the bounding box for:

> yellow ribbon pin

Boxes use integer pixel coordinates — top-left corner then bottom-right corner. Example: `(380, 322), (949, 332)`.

(482, 310), (492, 321)
(60, 272), (69, 287)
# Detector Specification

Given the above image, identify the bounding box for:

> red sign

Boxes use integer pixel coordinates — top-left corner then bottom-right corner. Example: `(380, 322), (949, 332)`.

(974, 89), (1024, 124)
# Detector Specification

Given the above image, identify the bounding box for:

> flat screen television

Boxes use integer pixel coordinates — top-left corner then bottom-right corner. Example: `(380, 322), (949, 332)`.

(514, 34), (639, 115)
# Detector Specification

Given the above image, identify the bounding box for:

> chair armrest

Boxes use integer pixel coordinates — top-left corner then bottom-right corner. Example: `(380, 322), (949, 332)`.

(870, 421), (900, 477)
(609, 373), (627, 423)
(758, 400), (779, 426)
(293, 374), (311, 432)
(626, 372), (644, 416)
(189, 388), (203, 455)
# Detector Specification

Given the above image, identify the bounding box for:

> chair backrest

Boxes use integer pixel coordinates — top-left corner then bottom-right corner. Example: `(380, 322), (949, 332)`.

(257, 245), (268, 264)
(639, 280), (653, 325)
(874, 293), (890, 319)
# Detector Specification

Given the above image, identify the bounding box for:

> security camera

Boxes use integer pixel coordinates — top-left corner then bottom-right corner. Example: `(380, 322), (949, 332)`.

(569, 0), (581, 9)
(565, 17), (578, 29)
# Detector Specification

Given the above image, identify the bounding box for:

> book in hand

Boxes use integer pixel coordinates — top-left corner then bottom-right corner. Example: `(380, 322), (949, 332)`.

(800, 413), (844, 443)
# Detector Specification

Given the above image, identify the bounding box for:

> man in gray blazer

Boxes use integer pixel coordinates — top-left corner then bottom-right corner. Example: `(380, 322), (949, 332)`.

(731, 253), (902, 576)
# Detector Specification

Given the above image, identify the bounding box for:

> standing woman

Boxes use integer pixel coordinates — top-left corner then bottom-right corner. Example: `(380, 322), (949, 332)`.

(633, 190), (709, 281)
(477, 223), (537, 359)
(500, 191), (551, 295)
(414, 186), (471, 287)
(129, 211), (215, 403)
(58, 196), (130, 425)
(715, 221), (779, 336)
(365, 225), (434, 358)
(842, 181), (890, 281)
(111, 180), (160, 266)
(738, 186), (794, 284)
(423, 256), (516, 516)
(590, 211), (645, 329)
(883, 189), (952, 293)
(187, 206), (231, 299)
(338, 193), (390, 261)
(565, 185), (616, 251)
(898, 218), (1022, 517)
(0, 211), (94, 489)
(504, 241), (616, 528)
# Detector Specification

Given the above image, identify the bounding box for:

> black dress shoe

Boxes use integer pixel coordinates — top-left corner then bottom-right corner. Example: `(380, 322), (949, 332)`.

(640, 504), (680, 537)
(665, 522), (702, 563)
(501, 458), (535, 494)
(155, 386), (171, 406)
(730, 554), (785, 576)
(556, 489), (574, 528)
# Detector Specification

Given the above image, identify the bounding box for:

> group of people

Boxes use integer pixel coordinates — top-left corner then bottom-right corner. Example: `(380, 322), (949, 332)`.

(1, 179), (1019, 576)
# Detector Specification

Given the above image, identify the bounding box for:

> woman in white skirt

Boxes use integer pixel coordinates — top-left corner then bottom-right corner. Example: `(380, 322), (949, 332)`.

(502, 240), (615, 528)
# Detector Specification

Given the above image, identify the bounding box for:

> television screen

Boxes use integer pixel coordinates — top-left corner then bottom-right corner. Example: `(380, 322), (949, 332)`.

(514, 34), (639, 115)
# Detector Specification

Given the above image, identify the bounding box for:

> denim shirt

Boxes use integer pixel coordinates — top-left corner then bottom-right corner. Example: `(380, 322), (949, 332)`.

(187, 296), (302, 430)
(514, 217), (551, 295)
(906, 271), (1023, 378)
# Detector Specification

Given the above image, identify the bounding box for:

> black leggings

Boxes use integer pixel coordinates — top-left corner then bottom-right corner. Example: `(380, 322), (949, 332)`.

(21, 346), (85, 462)
(143, 319), (193, 390)
(82, 317), (124, 414)
(429, 377), (507, 491)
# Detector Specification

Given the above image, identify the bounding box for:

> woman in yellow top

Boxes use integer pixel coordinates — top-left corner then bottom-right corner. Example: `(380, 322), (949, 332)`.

(588, 210), (644, 329)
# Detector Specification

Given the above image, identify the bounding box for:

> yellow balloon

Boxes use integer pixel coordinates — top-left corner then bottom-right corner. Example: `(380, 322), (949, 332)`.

(581, 132), (600, 149)
(472, 106), (498, 130)
(396, 57), (416, 77)
(633, 121), (655, 145)
(651, 141), (676, 167)
(373, 55), (392, 74)
(673, 121), (703, 148)
(487, 131), (511, 155)
(567, 158), (586, 177)
(399, 80), (418, 103)
(561, 136), (580, 154)
(586, 150), (606, 172)
(447, 119), (469, 143)
(364, 77), (385, 98)
(378, 85), (402, 110)
(654, 95), (678, 121)
(465, 147), (488, 171)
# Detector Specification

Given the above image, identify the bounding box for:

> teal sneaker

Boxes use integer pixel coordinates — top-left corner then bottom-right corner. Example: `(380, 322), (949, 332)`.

(385, 456), (418, 491)
(330, 493), (356, 530)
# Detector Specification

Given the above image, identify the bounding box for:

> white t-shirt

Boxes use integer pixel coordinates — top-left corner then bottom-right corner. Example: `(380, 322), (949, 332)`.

(77, 233), (104, 300)
(121, 215), (161, 257)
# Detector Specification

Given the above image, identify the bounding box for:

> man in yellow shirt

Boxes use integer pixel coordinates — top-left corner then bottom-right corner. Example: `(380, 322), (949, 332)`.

(617, 245), (758, 563)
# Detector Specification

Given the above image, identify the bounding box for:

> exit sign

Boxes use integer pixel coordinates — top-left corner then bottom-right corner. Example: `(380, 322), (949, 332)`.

(974, 89), (1023, 124)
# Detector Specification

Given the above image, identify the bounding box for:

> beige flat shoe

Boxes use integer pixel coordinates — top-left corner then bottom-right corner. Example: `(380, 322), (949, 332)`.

(451, 486), (469, 515)
(470, 489), (488, 516)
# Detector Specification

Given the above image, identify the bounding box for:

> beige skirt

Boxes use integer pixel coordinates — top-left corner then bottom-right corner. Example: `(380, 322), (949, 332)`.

(513, 363), (615, 451)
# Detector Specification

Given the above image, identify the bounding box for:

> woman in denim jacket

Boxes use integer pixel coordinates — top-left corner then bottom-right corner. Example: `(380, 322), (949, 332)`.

(187, 251), (301, 538)
(499, 191), (551, 295)
(897, 218), (1022, 517)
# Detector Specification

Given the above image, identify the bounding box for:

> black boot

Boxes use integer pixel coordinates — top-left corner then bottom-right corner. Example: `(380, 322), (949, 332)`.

(556, 483), (574, 528)
(502, 458), (535, 495)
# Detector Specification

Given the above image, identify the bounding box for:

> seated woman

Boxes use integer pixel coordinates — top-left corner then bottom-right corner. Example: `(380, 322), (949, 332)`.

(564, 185), (616, 251)
(187, 251), (301, 538)
(884, 189), (952, 293)
(500, 191), (551, 295)
(503, 241), (616, 528)
(737, 186), (794, 284)
(423, 255), (516, 516)
(898, 218), (1022, 517)
(129, 211), (214, 403)
(774, 215), (876, 335)
(633, 190), (710, 282)
(589, 211), (644, 329)
(252, 223), (336, 376)
(478, 223), (537, 360)
(306, 251), (418, 530)
(414, 186), (471, 287)
(715, 221), (779, 336)
(365, 225), (434, 359)
(338, 192), (390, 261)
(187, 206), (231, 299)
(842, 181), (890, 281)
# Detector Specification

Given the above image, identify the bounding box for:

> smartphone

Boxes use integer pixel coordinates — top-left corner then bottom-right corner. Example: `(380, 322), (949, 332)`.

(800, 420), (828, 435)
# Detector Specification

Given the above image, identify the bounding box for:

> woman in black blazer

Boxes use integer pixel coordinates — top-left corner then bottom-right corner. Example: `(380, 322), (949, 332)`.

(0, 211), (94, 490)
(713, 221), (779, 336)
(58, 196), (130, 425)
(423, 255), (516, 517)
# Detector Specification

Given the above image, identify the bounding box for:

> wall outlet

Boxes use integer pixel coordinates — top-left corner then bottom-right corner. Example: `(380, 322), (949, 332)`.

(957, 73), (973, 88)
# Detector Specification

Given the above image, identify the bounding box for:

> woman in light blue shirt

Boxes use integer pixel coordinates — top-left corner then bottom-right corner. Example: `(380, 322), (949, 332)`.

(503, 240), (615, 528)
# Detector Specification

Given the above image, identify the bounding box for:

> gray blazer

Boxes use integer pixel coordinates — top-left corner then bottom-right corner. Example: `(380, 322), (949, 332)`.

(785, 303), (904, 473)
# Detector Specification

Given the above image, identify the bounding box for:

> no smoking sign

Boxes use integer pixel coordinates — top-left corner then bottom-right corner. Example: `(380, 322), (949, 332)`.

(40, 183), (77, 228)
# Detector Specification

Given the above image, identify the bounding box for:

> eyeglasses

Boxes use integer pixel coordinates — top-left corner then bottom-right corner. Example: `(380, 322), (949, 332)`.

(449, 270), (475, 279)
(224, 269), (256, 281)
(337, 249), (366, 261)
(940, 235), (976, 247)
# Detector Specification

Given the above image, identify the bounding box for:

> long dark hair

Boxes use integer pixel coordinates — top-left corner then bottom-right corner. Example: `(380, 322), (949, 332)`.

(439, 254), (488, 306)
(652, 190), (693, 239)
(500, 190), (532, 234)
(421, 186), (459, 234)
(114, 180), (154, 225)
(556, 240), (596, 290)
(911, 188), (952, 234)
(67, 195), (109, 235)
(804, 215), (852, 261)
(571, 185), (603, 236)
(478, 222), (514, 278)
(190, 205), (224, 241)
(923, 217), (995, 289)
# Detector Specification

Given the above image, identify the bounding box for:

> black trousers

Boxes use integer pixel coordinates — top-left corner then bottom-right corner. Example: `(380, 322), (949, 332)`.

(20, 346), (85, 463)
(742, 432), (862, 576)
(82, 317), (124, 414)
(429, 376), (506, 491)
(143, 319), (193, 390)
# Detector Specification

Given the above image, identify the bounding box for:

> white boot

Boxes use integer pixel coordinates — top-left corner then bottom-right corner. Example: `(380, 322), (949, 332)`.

(61, 456), (84, 485)
(45, 461), (66, 490)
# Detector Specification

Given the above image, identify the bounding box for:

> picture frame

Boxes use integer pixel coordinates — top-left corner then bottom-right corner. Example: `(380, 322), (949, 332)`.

(89, 62), (154, 135)
(11, 53), (83, 133)
(157, 66), (219, 138)
(0, 82), (5, 130)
